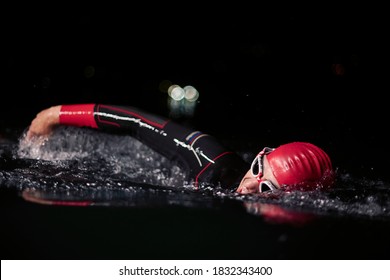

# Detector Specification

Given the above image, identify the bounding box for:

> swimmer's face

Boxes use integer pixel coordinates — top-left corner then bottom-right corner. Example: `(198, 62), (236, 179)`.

(236, 155), (280, 194)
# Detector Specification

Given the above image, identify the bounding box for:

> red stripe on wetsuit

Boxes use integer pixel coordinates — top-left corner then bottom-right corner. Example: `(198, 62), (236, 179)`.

(59, 104), (98, 128)
(194, 151), (234, 188)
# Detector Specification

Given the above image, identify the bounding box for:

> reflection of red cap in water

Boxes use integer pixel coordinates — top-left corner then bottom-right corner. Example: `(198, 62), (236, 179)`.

(267, 142), (334, 190)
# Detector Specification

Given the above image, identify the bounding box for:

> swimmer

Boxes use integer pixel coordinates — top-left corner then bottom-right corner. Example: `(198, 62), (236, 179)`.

(25, 104), (335, 194)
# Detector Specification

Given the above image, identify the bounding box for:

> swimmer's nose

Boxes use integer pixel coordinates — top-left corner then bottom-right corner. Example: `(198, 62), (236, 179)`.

(236, 177), (259, 194)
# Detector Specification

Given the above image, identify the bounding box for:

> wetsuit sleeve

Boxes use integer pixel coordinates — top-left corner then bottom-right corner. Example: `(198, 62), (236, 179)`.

(59, 104), (248, 190)
(59, 104), (98, 128)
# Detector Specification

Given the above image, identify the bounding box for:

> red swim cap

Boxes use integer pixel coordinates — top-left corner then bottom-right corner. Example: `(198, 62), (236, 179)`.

(267, 142), (334, 191)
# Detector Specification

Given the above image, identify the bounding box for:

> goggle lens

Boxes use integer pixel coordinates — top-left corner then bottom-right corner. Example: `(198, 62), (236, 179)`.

(250, 155), (262, 178)
(259, 180), (277, 193)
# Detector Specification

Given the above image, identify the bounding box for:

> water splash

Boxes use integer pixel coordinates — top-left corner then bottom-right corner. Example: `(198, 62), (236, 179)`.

(16, 126), (189, 188)
(1, 126), (390, 223)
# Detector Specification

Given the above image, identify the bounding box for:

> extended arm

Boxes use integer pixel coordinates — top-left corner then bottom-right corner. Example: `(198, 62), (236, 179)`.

(26, 104), (248, 189)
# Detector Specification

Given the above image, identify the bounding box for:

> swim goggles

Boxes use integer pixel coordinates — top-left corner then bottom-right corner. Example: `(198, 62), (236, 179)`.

(250, 147), (277, 193)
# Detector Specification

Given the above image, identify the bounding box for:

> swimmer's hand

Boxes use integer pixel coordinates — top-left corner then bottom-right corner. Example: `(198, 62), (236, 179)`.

(25, 105), (61, 140)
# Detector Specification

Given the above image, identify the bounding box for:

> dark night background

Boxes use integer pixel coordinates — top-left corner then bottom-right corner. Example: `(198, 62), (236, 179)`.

(3, 5), (388, 180)
(1, 5), (390, 259)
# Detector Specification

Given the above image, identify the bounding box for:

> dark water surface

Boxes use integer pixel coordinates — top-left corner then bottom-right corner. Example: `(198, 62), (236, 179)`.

(1, 127), (390, 260)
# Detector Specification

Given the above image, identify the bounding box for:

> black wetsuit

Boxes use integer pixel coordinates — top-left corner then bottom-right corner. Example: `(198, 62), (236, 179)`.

(83, 104), (248, 190)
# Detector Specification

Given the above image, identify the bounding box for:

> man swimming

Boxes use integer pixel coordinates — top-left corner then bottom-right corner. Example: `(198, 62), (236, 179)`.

(25, 104), (335, 193)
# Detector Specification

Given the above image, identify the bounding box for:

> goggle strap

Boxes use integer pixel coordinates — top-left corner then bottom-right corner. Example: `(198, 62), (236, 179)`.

(250, 147), (275, 178)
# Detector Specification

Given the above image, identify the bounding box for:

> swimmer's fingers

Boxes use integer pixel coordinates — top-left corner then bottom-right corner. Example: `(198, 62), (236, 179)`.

(20, 129), (49, 147)
(25, 122), (54, 141)
(25, 106), (61, 140)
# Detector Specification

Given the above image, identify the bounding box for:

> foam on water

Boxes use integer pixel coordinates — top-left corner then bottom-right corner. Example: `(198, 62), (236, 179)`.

(1, 126), (390, 223)
(16, 126), (189, 188)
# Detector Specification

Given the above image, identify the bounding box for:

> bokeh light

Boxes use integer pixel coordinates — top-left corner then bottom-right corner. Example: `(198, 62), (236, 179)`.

(183, 85), (199, 102)
(169, 85), (185, 101)
(165, 83), (200, 118)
